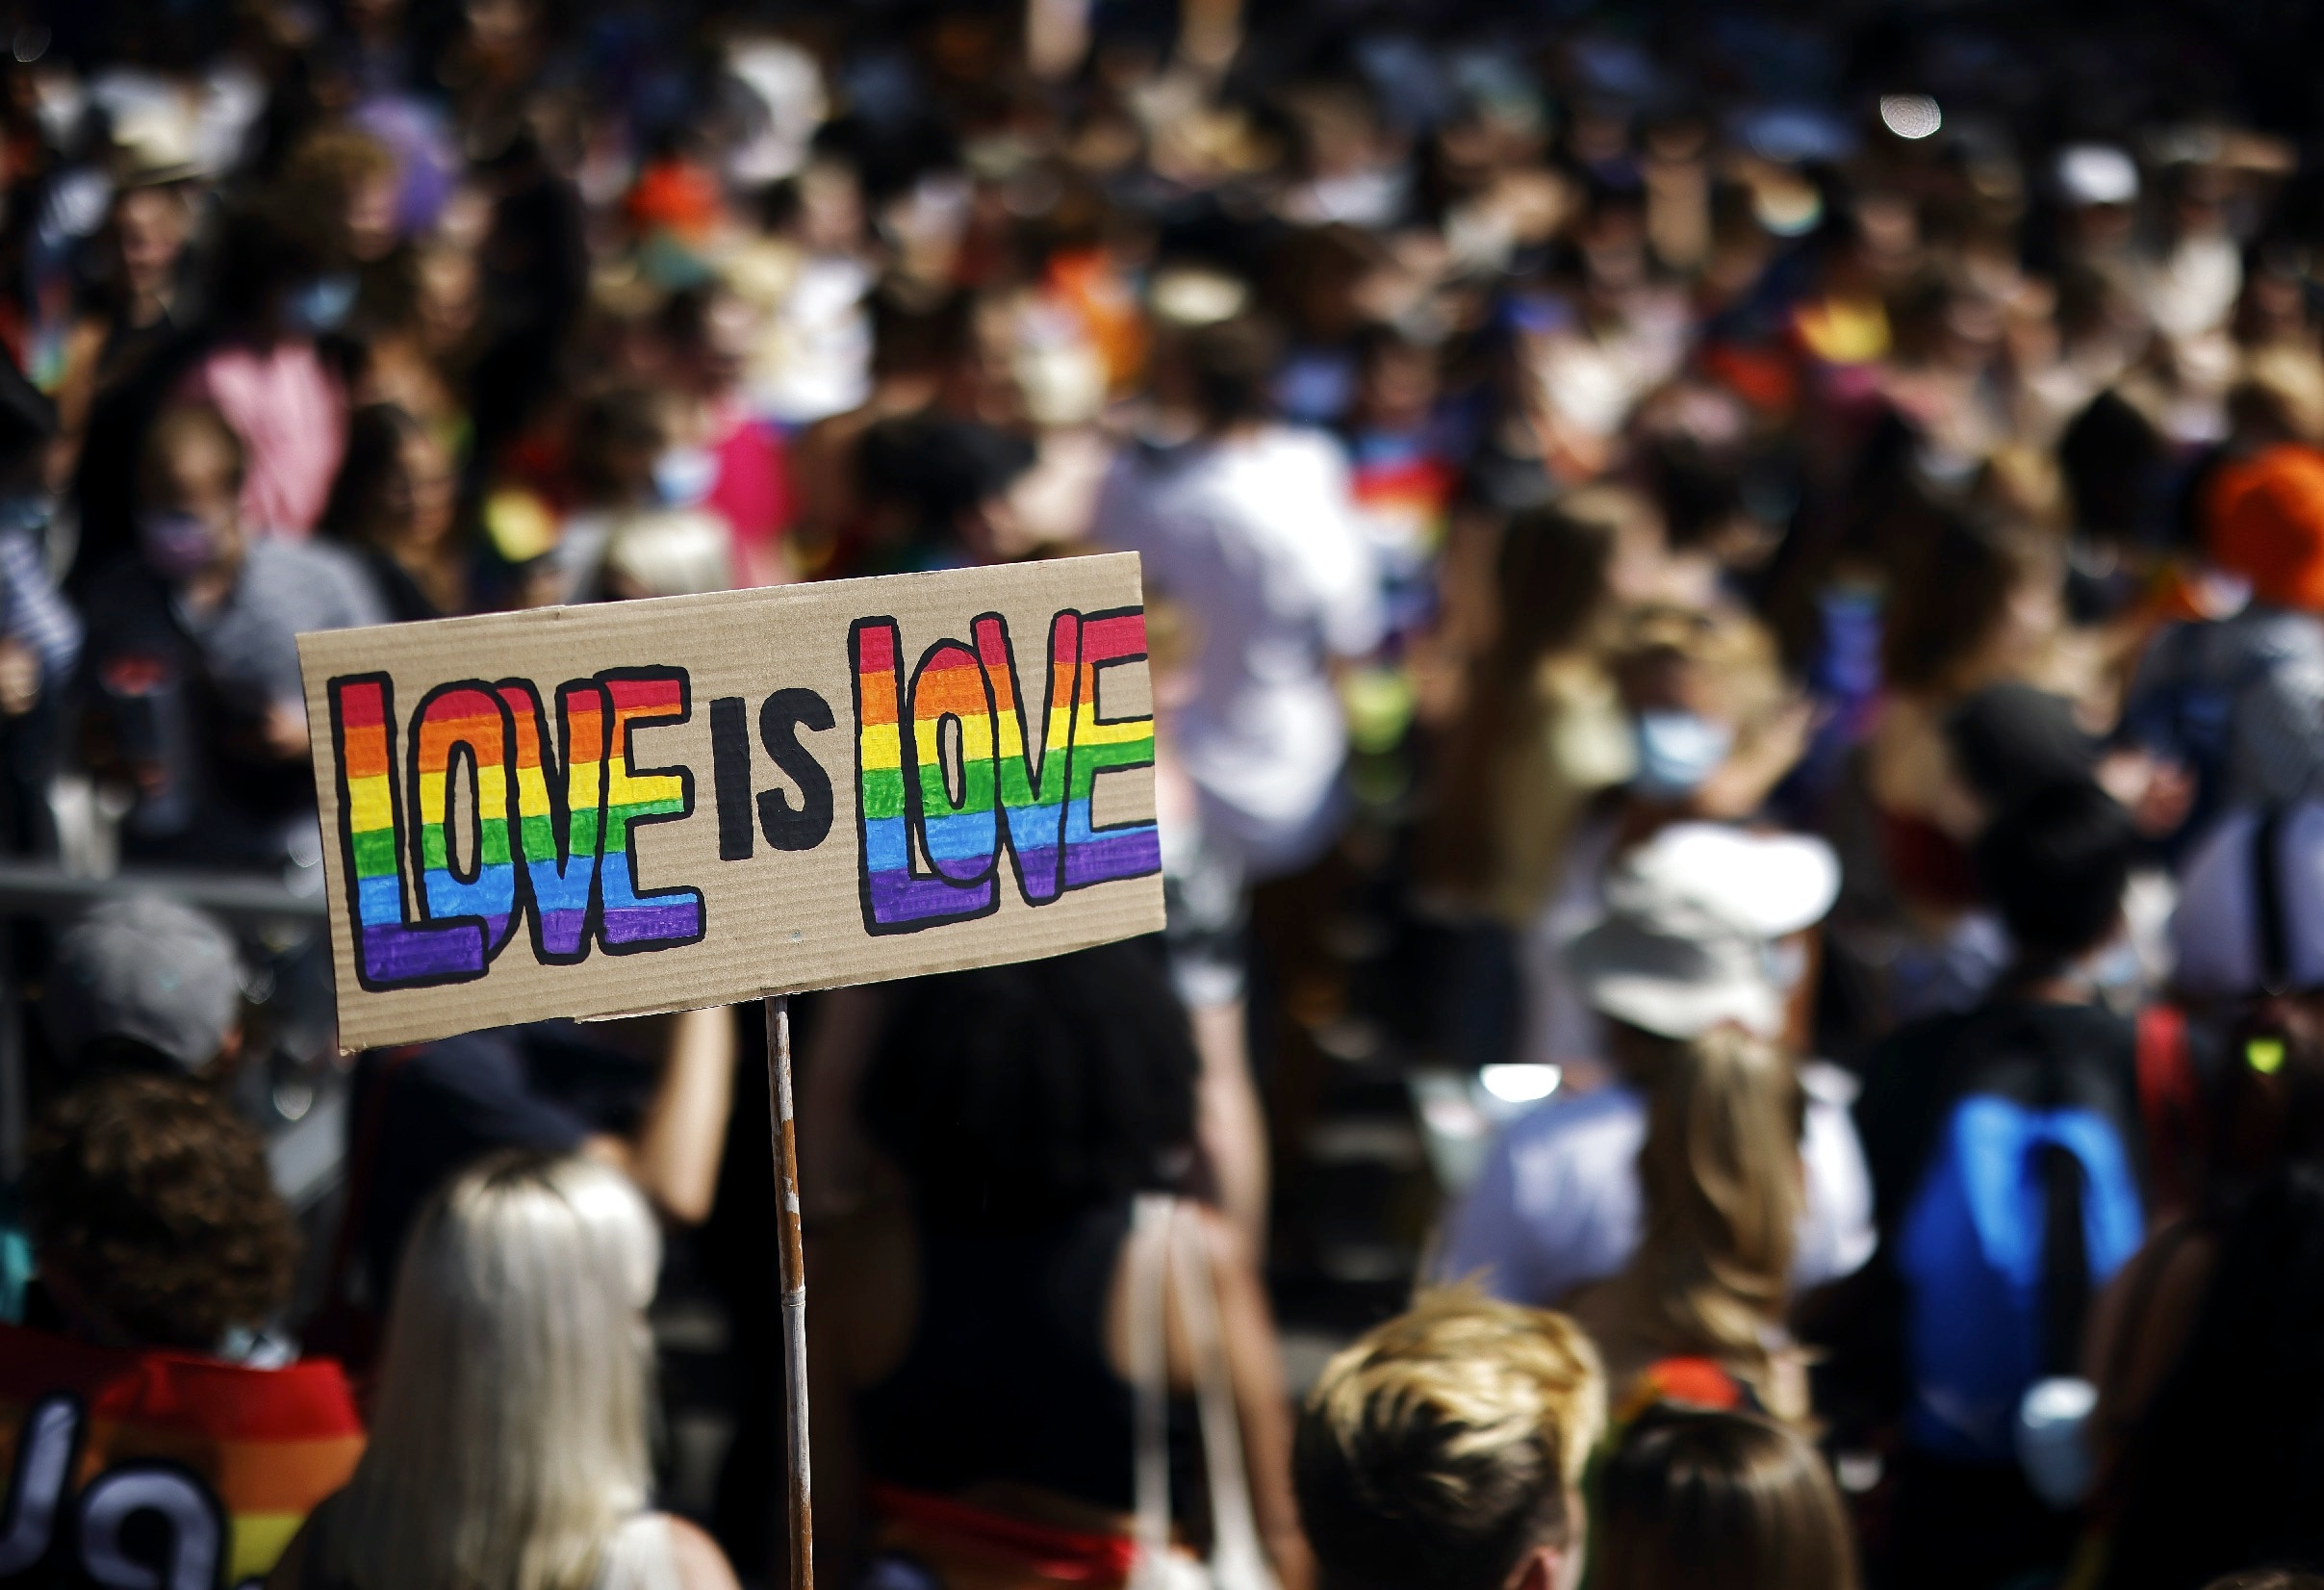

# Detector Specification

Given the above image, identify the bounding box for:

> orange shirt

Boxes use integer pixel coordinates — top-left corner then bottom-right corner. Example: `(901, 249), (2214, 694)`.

(2207, 442), (2324, 612)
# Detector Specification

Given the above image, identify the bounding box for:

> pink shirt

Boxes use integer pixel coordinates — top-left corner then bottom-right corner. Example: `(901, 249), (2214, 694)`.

(707, 405), (790, 585)
(180, 342), (348, 538)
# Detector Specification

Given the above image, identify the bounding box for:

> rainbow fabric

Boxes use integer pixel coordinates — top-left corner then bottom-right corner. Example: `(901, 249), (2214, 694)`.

(1349, 439), (1455, 548)
(852, 609), (1159, 933)
(331, 676), (488, 988)
(0, 1323), (365, 1585)
(599, 672), (704, 949)
(500, 680), (606, 962)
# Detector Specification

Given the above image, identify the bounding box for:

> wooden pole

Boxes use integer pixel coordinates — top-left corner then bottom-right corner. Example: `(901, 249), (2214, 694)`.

(766, 994), (813, 1590)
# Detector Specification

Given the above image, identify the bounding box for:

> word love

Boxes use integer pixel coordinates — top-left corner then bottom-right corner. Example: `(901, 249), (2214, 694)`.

(324, 605), (1159, 992)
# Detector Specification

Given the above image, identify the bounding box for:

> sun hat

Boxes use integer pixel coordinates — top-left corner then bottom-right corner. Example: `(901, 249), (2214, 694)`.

(1564, 824), (1840, 1039)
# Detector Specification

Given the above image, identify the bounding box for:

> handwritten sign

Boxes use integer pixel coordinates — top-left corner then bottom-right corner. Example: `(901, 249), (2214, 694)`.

(298, 554), (1163, 1050)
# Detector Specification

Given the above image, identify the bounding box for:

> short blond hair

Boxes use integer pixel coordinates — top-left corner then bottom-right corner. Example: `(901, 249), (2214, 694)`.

(1294, 1290), (1605, 1590)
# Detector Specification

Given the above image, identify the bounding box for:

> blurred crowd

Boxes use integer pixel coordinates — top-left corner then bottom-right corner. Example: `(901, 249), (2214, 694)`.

(13, 0), (2324, 1588)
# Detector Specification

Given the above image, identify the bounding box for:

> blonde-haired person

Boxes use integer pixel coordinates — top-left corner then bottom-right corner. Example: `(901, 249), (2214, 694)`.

(1594, 1406), (1857, 1590)
(268, 1153), (740, 1590)
(1294, 1290), (1604, 1590)
(1567, 1026), (1812, 1424)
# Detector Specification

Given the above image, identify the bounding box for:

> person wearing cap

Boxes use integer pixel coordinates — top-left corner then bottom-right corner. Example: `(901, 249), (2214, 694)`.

(0, 1071), (365, 1586)
(2124, 347), (2324, 829)
(0, 893), (246, 1326)
(42, 893), (247, 1079)
(2054, 143), (2142, 270)
(1434, 823), (1875, 1311)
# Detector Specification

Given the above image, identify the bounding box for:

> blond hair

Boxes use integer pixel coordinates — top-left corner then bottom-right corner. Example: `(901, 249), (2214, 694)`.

(319, 1153), (661, 1590)
(1613, 1028), (1804, 1398)
(1293, 1289), (1605, 1590)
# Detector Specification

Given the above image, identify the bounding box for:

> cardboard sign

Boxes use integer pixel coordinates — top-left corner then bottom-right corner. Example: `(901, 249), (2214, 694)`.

(298, 554), (1163, 1050)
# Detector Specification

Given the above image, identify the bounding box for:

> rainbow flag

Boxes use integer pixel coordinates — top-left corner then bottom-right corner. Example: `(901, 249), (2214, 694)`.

(1350, 445), (1456, 550)
(0, 1322), (364, 1584)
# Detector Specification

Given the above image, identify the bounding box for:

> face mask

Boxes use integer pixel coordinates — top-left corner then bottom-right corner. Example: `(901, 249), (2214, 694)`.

(283, 274), (357, 335)
(1632, 710), (1733, 800)
(138, 510), (222, 580)
(652, 446), (719, 507)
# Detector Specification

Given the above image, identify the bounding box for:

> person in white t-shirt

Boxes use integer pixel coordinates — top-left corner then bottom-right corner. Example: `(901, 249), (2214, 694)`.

(1097, 312), (1383, 881)
(1436, 823), (1877, 1307)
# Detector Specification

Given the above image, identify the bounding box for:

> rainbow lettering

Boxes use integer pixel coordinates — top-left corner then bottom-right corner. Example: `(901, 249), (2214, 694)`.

(411, 683), (519, 962)
(326, 601), (1156, 982)
(981, 611), (1078, 903)
(1064, 609), (1162, 890)
(327, 668), (701, 988)
(850, 607), (1159, 935)
(852, 620), (993, 927)
(910, 638), (1001, 886)
(330, 674), (489, 989)
(598, 670), (705, 951)
(500, 680), (608, 962)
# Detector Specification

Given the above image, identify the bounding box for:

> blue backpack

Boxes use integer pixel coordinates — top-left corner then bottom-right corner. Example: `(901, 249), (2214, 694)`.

(1893, 1012), (2148, 1464)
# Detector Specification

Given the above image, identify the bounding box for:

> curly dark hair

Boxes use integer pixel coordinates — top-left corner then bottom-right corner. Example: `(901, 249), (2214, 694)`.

(27, 1075), (297, 1351)
(860, 939), (1198, 1230)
